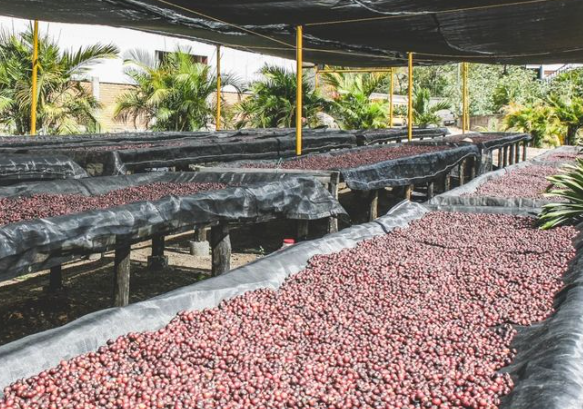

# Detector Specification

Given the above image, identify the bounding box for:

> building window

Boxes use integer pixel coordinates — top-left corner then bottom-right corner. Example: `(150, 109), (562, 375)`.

(156, 51), (208, 65)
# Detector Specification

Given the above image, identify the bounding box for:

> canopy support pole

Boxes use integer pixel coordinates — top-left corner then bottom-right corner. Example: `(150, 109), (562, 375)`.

(30, 20), (40, 136)
(215, 45), (221, 131)
(389, 67), (394, 128)
(407, 52), (414, 141)
(296, 26), (303, 156)
(314, 65), (319, 90)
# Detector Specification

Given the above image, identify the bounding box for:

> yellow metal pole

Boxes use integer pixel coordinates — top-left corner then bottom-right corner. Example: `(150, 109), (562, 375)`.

(215, 45), (221, 131)
(296, 25), (303, 156)
(389, 67), (394, 128)
(407, 53), (414, 141)
(30, 20), (40, 136)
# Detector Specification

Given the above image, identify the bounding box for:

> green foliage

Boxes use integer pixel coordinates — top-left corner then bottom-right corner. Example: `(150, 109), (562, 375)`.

(548, 68), (583, 99)
(412, 87), (450, 128)
(539, 158), (583, 229)
(235, 65), (325, 129)
(116, 49), (240, 131)
(503, 103), (562, 148)
(547, 95), (583, 145)
(0, 25), (118, 135)
(321, 72), (389, 130)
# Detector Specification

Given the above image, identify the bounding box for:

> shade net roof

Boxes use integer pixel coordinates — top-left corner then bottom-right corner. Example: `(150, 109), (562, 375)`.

(1, 0), (582, 66)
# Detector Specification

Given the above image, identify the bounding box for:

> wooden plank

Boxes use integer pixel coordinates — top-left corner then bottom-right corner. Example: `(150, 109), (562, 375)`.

(470, 157), (477, 179)
(497, 149), (503, 169)
(113, 241), (131, 307)
(404, 185), (414, 201)
(194, 227), (208, 242)
(211, 224), (231, 276)
(444, 172), (451, 192)
(509, 144), (515, 165)
(503, 146), (509, 167)
(522, 141), (528, 161)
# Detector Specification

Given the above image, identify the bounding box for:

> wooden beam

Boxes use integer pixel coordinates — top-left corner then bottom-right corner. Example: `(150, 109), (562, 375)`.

(515, 142), (520, 163)
(497, 149), (503, 169)
(503, 146), (509, 167)
(211, 224), (231, 276)
(509, 144), (515, 165)
(113, 241), (131, 307)
(459, 159), (467, 186)
(404, 185), (414, 201)
(522, 141), (528, 161)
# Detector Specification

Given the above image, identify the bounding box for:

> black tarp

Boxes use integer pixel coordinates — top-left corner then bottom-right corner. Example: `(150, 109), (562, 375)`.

(0, 0), (582, 66)
(356, 127), (449, 145)
(220, 143), (480, 190)
(0, 129), (361, 176)
(1, 201), (582, 409)
(0, 154), (88, 185)
(0, 171), (346, 282)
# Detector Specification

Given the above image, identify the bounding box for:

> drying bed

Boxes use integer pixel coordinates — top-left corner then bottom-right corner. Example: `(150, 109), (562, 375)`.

(0, 182), (225, 226)
(222, 143), (479, 191)
(428, 148), (574, 212)
(0, 206), (577, 409)
(0, 171), (345, 282)
(356, 127), (449, 146)
(443, 133), (531, 151)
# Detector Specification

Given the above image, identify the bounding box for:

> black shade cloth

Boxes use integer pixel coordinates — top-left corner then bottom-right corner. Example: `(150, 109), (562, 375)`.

(220, 143), (480, 190)
(1, 0), (582, 65)
(0, 172), (346, 282)
(0, 154), (88, 185)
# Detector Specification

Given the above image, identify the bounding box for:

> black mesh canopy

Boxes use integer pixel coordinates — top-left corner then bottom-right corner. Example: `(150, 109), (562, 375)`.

(0, 0), (582, 66)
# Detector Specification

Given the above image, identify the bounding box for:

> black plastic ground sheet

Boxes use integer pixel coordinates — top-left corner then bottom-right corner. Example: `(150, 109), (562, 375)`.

(0, 201), (581, 409)
(0, 171), (346, 283)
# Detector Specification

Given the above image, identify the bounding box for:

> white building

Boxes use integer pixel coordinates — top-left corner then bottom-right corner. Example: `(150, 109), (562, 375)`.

(0, 17), (295, 131)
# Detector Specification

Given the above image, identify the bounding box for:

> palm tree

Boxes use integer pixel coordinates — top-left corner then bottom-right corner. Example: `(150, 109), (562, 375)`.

(115, 49), (241, 131)
(236, 64), (326, 129)
(412, 87), (450, 128)
(321, 71), (389, 130)
(547, 95), (583, 145)
(0, 26), (118, 135)
(504, 103), (563, 148)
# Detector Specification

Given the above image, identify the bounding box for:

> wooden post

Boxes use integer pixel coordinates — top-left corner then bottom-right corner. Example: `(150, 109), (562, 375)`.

(297, 220), (310, 240)
(522, 141), (528, 161)
(113, 241), (131, 307)
(148, 234), (168, 269)
(427, 182), (435, 200)
(211, 224), (231, 276)
(515, 142), (520, 163)
(470, 157), (477, 179)
(368, 189), (379, 221)
(327, 172), (340, 234)
(444, 172), (452, 192)
(509, 144), (515, 165)
(503, 146), (509, 167)
(48, 265), (63, 292)
(459, 159), (466, 186)
(497, 149), (503, 169)
(404, 185), (414, 201)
